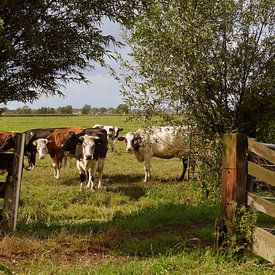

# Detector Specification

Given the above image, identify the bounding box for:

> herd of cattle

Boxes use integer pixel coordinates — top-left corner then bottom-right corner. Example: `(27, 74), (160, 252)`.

(0, 125), (192, 190)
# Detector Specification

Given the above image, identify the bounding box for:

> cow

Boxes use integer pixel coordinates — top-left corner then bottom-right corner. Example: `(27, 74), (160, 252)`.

(61, 128), (108, 189)
(92, 124), (123, 152)
(118, 126), (191, 182)
(33, 128), (83, 179)
(0, 131), (17, 152)
(23, 128), (63, 170)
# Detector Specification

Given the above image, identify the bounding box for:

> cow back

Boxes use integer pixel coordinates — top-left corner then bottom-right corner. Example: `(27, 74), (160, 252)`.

(139, 126), (191, 159)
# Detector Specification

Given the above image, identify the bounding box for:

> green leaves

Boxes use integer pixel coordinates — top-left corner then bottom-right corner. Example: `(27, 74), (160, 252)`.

(120, 0), (275, 141)
(0, 0), (141, 104)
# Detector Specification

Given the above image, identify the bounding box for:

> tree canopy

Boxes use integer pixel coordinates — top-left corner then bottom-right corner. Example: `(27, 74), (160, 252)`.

(121, 0), (275, 141)
(0, 0), (143, 104)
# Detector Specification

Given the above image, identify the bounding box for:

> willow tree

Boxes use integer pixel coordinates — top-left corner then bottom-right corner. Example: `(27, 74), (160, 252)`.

(0, 0), (144, 104)
(121, 0), (275, 142)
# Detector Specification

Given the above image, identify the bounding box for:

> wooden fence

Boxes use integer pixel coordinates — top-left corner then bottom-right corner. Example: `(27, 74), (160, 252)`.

(219, 133), (275, 263)
(0, 133), (25, 231)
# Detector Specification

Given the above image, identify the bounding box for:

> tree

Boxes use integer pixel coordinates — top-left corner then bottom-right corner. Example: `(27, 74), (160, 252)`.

(16, 105), (32, 114)
(0, 0), (143, 104)
(33, 107), (56, 114)
(121, 0), (275, 141)
(56, 105), (73, 114)
(116, 103), (129, 114)
(98, 107), (107, 114)
(81, 104), (92, 114)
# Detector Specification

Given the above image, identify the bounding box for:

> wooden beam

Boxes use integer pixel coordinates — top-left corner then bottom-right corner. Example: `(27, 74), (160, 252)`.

(3, 133), (25, 231)
(250, 227), (275, 264)
(248, 161), (275, 187)
(248, 138), (275, 164)
(247, 192), (275, 218)
(221, 134), (247, 228)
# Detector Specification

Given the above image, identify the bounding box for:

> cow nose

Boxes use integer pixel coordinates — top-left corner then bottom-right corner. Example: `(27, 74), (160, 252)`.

(127, 147), (133, 152)
(39, 155), (45, 159)
(85, 155), (92, 160)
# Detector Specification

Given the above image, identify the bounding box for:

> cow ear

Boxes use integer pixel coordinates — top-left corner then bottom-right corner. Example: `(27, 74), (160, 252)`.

(32, 140), (37, 146)
(79, 136), (85, 141)
(118, 128), (123, 132)
(117, 136), (125, 141)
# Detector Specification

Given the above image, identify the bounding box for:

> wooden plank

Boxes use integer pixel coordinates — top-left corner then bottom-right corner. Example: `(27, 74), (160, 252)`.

(221, 134), (247, 230)
(248, 161), (275, 187)
(3, 133), (25, 231)
(247, 192), (275, 218)
(248, 138), (275, 164)
(250, 226), (275, 263)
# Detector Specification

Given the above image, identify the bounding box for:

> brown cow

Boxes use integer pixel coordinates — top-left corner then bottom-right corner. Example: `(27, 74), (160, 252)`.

(0, 131), (17, 152)
(33, 128), (83, 179)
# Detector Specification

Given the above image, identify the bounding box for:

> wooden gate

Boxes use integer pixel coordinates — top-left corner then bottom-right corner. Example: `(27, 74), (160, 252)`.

(219, 133), (275, 263)
(0, 133), (25, 231)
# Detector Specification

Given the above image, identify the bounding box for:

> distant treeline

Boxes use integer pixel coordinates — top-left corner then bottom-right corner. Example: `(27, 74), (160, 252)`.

(0, 104), (130, 115)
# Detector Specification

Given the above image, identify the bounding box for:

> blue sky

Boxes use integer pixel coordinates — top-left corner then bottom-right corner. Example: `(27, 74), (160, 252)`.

(7, 20), (128, 110)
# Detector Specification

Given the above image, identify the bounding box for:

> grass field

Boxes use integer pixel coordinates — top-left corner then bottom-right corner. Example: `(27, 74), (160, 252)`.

(0, 115), (274, 274)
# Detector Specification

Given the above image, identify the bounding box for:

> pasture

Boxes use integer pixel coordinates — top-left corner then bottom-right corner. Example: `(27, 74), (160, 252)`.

(0, 115), (274, 274)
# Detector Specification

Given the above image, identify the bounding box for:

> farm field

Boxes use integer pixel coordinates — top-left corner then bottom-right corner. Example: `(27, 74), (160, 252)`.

(0, 115), (274, 274)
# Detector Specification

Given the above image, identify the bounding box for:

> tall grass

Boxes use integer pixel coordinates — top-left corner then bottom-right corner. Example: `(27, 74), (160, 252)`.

(0, 115), (274, 274)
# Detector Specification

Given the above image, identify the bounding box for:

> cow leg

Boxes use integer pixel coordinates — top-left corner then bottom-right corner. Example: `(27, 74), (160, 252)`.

(110, 141), (114, 152)
(179, 157), (188, 181)
(143, 155), (152, 182)
(97, 158), (105, 189)
(52, 161), (61, 179)
(53, 155), (62, 179)
(76, 160), (86, 189)
(87, 162), (97, 190)
(26, 151), (36, 170)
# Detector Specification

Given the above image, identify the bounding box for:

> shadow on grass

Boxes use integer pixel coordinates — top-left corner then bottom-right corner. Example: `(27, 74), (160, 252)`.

(106, 185), (146, 201)
(106, 174), (143, 184)
(16, 202), (218, 256)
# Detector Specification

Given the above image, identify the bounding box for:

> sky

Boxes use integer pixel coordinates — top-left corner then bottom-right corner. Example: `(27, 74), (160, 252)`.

(6, 20), (129, 110)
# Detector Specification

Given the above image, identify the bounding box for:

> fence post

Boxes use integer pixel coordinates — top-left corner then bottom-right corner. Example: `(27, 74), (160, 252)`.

(2, 133), (25, 231)
(216, 133), (248, 244)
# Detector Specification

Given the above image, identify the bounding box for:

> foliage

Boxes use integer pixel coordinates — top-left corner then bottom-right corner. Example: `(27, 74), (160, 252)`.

(56, 105), (73, 114)
(120, 0), (275, 142)
(0, 0), (143, 104)
(81, 104), (92, 115)
(0, 264), (12, 275)
(219, 203), (257, 259)
(116, 103), (130, 114)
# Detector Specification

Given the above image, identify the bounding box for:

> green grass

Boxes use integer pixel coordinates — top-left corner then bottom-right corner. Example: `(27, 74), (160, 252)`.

(0, 115), (274, 274)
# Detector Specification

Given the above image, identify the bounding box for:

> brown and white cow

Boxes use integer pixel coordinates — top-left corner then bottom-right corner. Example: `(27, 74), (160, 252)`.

(33, 128), (83, 179)
(118, 126), (191, 182)
(61, 128), (108, 189)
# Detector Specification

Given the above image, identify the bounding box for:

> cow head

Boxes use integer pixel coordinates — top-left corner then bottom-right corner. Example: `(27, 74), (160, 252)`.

(118, 132), (140, 152)
(80, 135), (99, 160)
(33, 138), (48, 159)
(107, 127), (114, 139)
(114, 127), (124, 139)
